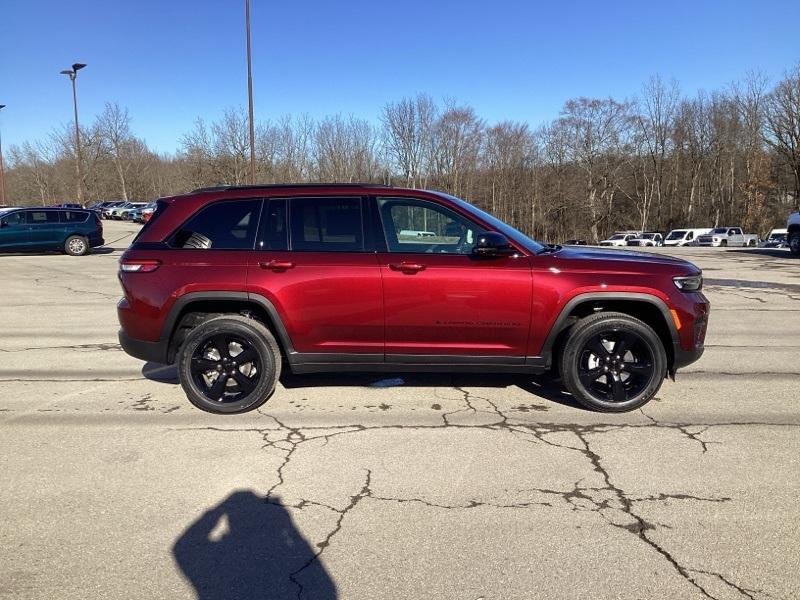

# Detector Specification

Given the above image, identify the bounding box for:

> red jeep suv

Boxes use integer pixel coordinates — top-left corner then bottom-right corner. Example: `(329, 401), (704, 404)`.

(118, 184), (708, 414)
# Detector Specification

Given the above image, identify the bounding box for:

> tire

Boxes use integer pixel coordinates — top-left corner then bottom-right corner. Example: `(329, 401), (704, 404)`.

(64, 235), (89, 256)
(558, 311), (667, 412)
(748, 239), (756, 247)
(789, 232), (800, 256)
(177, 315), (281, 414)
(720, 239), (728, 247)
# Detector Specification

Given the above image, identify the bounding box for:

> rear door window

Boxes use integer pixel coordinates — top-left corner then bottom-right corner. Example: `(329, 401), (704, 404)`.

(170, 199), (262, 250)
(26, 211), (60, 224)
(289, 197), (363, 251)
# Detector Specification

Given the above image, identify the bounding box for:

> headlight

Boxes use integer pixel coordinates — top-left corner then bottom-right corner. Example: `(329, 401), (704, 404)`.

(673, 274), (703, 291)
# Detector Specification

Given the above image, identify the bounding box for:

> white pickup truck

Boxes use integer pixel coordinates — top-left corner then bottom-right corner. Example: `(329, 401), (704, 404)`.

(788, 211), (800, 256)
(696, 227), (759, 247)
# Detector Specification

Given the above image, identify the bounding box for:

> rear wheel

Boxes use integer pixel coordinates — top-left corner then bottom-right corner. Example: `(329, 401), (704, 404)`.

(559, 312), (667, 412)
(720, 239), (728, 247)
(64, 235), (89, 256)
(177, 315), (281, 414)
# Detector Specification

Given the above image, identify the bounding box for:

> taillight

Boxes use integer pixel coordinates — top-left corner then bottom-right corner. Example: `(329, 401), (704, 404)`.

(119, 259), (161, 273)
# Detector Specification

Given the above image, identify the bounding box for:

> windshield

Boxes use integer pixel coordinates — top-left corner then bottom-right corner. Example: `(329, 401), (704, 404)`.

(435, 192), (545, 253)
(666, 230), (687, 240)
(711, 228), (728, 234)
(641, 233), (656, 239)
(769, 232), (786, 241)
(608, 234), (626, 240)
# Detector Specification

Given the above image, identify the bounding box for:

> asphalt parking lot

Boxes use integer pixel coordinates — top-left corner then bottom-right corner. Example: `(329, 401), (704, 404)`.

(1, 221), (798, 600)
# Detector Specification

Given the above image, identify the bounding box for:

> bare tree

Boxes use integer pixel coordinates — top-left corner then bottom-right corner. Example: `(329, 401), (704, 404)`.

(431, 102), (484, 198)
(96, 103), (136, 200)
(558, 97), (633, 241)
(632, 76), (680, 230)
(381, 94), (437, 187)
(314, 115), (378, 182)
(764, 65), (800, 203)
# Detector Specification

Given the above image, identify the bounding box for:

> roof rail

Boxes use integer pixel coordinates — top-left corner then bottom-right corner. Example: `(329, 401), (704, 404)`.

(191, 182), (394, 193)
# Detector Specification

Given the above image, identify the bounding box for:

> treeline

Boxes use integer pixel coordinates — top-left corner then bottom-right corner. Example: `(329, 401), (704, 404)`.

(6, 67), (800, 242)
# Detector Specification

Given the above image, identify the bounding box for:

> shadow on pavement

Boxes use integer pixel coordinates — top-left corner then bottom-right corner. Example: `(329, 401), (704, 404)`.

(142, 362), (584, 410)
(173, 491), (336, 600)
(727, 247), (794, 258)
(142, 362), (179, 383)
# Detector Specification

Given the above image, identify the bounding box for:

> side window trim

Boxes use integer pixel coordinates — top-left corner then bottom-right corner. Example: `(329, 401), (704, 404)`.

(255, 197), (288, 251)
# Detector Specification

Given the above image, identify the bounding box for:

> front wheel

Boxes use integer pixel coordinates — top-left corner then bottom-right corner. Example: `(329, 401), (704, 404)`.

(178, 315), (281, 414)
(789, 232), (800, 256)
(559, 312), (667, 412)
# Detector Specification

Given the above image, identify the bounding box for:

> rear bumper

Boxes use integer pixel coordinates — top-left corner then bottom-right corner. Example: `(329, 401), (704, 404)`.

(118, 329), (169, 364)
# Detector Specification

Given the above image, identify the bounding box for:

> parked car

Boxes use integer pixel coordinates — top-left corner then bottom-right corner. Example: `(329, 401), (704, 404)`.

(102, 201), (128, 219)
(117, 184), (708, 415)
(140, 203), (157, 223)
(760, 228), (788, 248)
(563, 239), (588, 245)
(664, 228), (712, 247)
(599, 232), (641, 247)
(0, 207), (104, 255)
(626, 232), (664, 247)
(788, 211), (800, 256)
(696, 227), (759, 247)
(119, 203), (149, 220)
(132, 202), (157, 224)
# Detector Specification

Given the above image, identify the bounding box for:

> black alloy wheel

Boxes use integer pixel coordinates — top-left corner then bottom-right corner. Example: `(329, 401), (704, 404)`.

(178, 315), (281, 414)
(576, 331), (654, 403)
(190, 334), (261, 403)
(559, 312), (667, 412)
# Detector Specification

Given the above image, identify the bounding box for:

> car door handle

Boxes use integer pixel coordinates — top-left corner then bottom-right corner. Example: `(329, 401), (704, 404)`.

(389, 262), (426, 273)
(259, 260), (295, 270)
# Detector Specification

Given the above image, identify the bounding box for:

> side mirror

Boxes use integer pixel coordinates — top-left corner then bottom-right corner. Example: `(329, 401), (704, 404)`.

(0, 220), (7, 228)
(472, 232), (515, 258)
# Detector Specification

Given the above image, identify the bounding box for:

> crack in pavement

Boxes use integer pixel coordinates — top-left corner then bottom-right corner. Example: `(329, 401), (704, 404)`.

(285, 469), (373, 599)
(0, 342), (121, 353)
(170, 390), (795, 600)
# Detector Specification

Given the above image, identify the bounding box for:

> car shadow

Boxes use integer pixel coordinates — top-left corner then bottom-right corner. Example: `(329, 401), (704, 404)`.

(727, 247), (792, 258)
(173, 490), (336, 600)
(142, 361), (179, 383)
(141, 362), (586, 411)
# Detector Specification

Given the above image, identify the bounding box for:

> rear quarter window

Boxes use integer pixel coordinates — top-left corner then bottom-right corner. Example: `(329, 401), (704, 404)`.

(169, 199), (262, 250)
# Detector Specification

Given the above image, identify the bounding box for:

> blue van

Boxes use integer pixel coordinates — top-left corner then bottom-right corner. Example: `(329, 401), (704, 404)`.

(0, 207), (104, 256)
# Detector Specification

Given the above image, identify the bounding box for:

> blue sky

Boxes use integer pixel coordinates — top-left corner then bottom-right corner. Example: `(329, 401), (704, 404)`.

(1, 0), (798, 153)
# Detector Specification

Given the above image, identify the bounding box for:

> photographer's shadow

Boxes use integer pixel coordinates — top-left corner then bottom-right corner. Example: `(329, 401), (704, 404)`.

(173, 490), (336, 600)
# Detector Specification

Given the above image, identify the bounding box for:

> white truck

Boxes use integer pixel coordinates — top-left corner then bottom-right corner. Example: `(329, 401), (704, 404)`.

(599, 231), (641, 247)
(788, 210), (800, 256)
(696, 227), (759, 247)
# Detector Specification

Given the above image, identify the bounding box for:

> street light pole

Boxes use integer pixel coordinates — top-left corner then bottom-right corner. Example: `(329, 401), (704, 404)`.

(60, 63), (86, 205)
(245, 0), (256, 184)
(0, 104), (6, 206)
